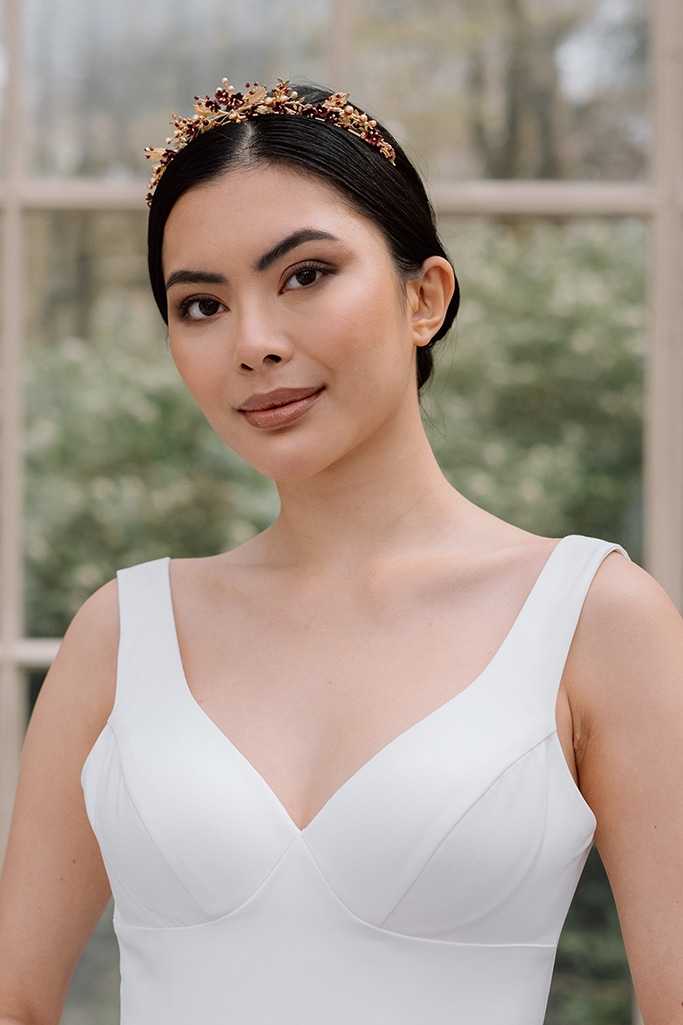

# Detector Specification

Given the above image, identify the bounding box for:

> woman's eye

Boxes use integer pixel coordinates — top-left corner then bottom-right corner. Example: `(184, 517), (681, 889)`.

(181, 297), (225, 321)
(285, 266), (325, 290)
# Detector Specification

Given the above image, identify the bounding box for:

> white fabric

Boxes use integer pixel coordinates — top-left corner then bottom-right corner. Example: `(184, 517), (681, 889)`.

(82, 534), (624, 1024)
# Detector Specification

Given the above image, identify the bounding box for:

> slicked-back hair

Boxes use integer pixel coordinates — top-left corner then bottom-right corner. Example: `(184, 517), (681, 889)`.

(147, 85), (460, 390)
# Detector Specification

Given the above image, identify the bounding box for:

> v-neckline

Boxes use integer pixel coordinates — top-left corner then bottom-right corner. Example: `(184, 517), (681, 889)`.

(164, 537), (568, 833)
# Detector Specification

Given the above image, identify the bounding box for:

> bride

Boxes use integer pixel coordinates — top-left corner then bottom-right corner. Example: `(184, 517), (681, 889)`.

(0, 80), (681, 1025)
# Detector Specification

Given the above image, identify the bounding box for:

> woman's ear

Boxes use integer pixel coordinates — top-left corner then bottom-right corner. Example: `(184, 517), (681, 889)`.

(405, 257), (456, 348)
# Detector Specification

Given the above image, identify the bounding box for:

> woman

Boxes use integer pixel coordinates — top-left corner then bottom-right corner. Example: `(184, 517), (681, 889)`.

(0, 80), (681, 1025)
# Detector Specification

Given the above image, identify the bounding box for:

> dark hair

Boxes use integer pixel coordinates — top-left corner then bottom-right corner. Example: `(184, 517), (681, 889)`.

(147, 85), (460, 390)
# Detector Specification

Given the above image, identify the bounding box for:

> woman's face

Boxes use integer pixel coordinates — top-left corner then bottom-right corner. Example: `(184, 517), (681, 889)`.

(162, 164), (431, 482)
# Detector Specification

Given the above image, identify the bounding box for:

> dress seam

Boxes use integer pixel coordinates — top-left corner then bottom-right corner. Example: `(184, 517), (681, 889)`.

(104, 725), (216, 920)
(377, 732), (556, 929)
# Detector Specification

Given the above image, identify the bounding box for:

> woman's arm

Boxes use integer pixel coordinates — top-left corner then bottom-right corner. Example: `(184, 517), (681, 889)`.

(568, 554), (683, 1025)
(0, 581), (119, 1025)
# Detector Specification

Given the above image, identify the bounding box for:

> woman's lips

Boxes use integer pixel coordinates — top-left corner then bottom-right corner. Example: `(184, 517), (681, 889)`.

(238, 387), (324, 429)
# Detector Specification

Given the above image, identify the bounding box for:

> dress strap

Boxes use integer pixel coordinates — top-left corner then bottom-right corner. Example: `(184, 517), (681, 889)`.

(114, 557), (176, 707)
(500, 535), (629, 714)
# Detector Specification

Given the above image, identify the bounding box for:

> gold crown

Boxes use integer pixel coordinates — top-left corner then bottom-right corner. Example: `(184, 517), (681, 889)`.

(145, 78), (396, 205)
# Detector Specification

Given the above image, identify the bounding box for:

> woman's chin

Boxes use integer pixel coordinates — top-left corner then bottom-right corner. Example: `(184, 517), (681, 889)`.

(229, 449), (335, 485)
(263, 462), (336, 486)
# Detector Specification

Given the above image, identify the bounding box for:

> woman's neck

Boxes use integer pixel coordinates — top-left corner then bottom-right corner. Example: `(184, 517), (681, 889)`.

(258, 419), (474, 571)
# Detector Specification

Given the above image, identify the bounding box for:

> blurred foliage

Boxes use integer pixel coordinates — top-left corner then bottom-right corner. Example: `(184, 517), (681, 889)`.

(25, 216), (645, 641)
(23, 208), (276, 637)
(60, 904), (120, 1025)
(24, 320), (278, 637)
(547, 849), (632, 1023)
(428, 216), (645, 559)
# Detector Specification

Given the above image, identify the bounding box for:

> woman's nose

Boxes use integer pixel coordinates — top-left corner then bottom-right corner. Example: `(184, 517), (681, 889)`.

(233, 305), (293, 372)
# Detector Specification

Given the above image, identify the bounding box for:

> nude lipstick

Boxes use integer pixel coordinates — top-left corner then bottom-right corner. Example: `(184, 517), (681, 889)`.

(238, 386), (324, 429)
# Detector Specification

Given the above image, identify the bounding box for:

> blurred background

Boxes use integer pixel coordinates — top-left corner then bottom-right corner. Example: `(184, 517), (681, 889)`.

(1, 1), (681, 1022)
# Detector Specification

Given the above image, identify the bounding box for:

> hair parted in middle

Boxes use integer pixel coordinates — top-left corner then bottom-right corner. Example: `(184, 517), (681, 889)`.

(147, 81), (460, 391)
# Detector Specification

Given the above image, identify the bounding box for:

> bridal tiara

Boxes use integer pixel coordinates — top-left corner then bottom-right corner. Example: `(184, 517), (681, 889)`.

(145, 78), (396, 205)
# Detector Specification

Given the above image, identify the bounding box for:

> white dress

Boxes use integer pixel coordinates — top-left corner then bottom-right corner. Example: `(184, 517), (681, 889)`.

(81, 534), (624, 1024)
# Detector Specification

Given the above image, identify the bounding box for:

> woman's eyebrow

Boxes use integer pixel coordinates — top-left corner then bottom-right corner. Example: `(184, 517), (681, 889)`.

(165, 269), (227, 291)
(255, 229), (340, 272)
(164, 230), (340, 290)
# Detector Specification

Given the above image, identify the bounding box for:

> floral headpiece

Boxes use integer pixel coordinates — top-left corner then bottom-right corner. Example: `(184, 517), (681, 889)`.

(144, 78), (396, 206)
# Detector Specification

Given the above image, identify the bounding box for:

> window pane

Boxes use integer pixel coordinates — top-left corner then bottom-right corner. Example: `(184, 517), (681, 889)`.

(350, 0), (649, 181)
(24, 211), (647, 632)
(24, 213), (646, 1023)
(24, 210), (276, 637)
(427, 216), (645, 1022)
(61, 903), (119, 1024)
(23, 0), (330, 177)
(428, 216), (646, 557)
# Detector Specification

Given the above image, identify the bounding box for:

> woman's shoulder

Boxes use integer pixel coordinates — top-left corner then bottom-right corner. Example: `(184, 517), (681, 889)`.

(564, 543), (682, 730)
(34, 578), (121, 732)
(472, 520), (681, 676)
(577, 543), (680, 652)
(63, 575), (121, 653)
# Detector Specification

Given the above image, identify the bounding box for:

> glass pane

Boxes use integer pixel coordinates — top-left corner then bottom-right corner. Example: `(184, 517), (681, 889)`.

(350, 0), (649, 180)
(23, 0), (330, 177)
(23, 214), (648, 629)
(22, 206), (646, 1025)
(24, 210), (276, 637)
(428, 215), (645, 1022)
(428, 216), (646, 559)
(61, 905), (119, 1024)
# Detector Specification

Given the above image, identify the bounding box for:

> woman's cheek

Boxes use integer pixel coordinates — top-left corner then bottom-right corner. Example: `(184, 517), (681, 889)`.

(169, 336), (221, 397)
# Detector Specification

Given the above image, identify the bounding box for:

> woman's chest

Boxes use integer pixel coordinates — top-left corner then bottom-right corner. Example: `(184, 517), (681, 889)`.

(169, 561), (568, 829)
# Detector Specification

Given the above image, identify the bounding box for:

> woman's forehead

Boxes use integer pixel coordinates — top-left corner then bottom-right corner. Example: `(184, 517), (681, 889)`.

(173, 163), (354, 219)
(162, 164), (386, 267)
